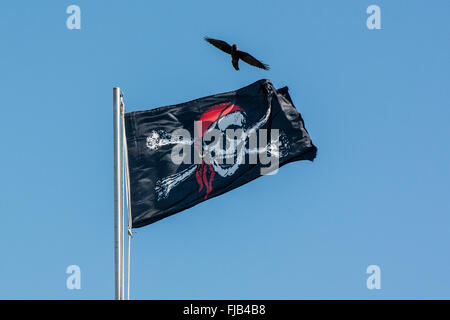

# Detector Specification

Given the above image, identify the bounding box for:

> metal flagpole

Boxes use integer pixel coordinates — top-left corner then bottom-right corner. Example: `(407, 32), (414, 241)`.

(113, 87), (123, 300)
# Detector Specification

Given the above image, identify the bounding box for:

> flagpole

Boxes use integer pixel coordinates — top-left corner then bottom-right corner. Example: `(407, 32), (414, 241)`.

(113, 87), (123, 300)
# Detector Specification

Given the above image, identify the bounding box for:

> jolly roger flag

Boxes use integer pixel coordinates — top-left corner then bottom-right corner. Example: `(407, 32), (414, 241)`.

(124, 79), (317, 228)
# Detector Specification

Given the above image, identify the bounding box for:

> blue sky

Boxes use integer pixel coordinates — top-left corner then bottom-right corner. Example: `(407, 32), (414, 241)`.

(1, 0), (449, 299)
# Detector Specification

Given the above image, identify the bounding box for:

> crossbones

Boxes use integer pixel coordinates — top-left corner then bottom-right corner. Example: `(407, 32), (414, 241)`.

(148, 103), (290, 201)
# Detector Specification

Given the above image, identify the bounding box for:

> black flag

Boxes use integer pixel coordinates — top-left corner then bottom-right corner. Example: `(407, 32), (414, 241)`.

(125, 79), (317, 228)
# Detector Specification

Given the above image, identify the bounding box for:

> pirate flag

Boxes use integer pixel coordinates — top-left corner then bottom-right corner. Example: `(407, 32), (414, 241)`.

(124, 79), (317, 228)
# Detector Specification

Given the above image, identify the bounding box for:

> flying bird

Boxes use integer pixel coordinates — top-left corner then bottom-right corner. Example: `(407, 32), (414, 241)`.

(204, 37), (270, 71)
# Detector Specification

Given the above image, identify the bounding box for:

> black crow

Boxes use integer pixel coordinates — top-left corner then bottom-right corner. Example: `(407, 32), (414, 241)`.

(204, 37), (270, 71)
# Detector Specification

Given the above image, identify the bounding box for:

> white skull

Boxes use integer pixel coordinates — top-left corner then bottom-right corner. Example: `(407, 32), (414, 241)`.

(202, 111), (247, 177)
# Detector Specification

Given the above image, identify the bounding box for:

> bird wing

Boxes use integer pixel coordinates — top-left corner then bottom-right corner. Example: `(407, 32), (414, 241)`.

(204, 37), (232, 54)
(237, 51), (270, 70)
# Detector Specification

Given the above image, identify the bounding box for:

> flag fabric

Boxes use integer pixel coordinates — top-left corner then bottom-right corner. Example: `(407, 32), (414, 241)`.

(124, 79), (317, 228)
